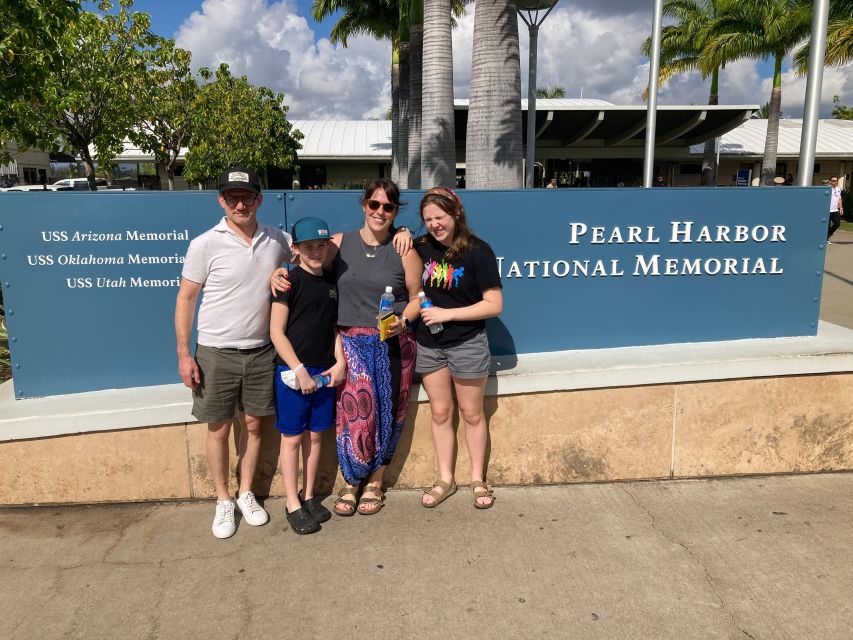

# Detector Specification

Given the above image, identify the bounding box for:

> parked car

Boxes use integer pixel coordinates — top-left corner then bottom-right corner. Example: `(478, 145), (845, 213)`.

(52, 178), (108, 190)
(0, 184), (70, 192)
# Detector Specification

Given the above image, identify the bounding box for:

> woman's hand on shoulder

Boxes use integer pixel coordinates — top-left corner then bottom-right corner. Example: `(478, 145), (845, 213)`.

(392, 227), (413, 256)
(270, 268), (291, 296)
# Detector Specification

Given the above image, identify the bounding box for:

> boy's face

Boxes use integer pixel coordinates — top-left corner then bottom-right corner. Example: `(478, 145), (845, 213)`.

(295, 239), (329, 269)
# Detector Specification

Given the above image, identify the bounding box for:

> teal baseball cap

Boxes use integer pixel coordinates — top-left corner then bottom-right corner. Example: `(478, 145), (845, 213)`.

(291, 217), (331, 243)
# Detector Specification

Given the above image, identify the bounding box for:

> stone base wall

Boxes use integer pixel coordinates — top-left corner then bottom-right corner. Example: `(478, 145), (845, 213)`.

(3, 374), (853, 505)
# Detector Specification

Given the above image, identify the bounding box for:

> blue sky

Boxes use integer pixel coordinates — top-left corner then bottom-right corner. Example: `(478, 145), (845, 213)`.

(85, 0), (853, 121)
(112, 0), (337, 40)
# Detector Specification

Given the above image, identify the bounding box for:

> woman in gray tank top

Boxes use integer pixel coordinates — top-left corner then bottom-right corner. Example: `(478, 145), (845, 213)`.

(273, 179), (422, 517)
(330, 179), (422, 516)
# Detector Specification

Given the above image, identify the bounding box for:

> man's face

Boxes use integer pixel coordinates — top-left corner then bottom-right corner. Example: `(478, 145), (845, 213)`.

(218, 188), (262, 227)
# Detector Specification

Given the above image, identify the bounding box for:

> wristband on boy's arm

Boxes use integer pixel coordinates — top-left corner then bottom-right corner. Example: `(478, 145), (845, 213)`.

(293, 363), (304, 373)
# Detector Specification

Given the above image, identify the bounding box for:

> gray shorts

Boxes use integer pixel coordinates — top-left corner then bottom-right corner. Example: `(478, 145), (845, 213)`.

(415, 330), (492, 379)
(192, 343), (277, 423)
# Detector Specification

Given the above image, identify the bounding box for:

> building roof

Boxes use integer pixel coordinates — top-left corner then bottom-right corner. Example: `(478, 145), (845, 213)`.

(691, 118), (853, 158)
(290, 120), (391, 160)
(455, 98), (758, 148)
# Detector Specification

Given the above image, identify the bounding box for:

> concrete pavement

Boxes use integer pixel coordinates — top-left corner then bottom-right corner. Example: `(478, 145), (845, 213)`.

(2, 230), (853, 639)
(821, 229), (853, 330)
(2, 474), (853, 639)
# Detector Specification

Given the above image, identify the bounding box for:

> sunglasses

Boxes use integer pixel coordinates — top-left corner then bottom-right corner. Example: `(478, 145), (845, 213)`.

(366, 199), (397, 213)
(223, 195), (258, 207)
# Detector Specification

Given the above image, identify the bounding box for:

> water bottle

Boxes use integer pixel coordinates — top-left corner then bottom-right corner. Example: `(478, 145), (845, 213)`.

(379, 285), (395, 314)
(418, 292), (443, 334)
(311, 373), (331, 388)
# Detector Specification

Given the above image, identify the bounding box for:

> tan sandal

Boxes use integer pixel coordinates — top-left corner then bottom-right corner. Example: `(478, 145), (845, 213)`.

(333, 485), (358, 517)
(421, 479), (457, 508)
(471, 481), (495, 509)
(357, 484), (385, 515)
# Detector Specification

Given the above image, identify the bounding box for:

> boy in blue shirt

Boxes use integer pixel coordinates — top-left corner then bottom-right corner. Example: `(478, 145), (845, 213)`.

(270, 217), (345, 534)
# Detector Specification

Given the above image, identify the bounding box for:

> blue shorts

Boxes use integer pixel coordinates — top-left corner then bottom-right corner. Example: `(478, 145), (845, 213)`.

(274, 365), (336, 436)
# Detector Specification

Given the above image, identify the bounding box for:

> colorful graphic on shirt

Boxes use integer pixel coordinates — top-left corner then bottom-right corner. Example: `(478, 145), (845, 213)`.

(423, 259), (464, 289)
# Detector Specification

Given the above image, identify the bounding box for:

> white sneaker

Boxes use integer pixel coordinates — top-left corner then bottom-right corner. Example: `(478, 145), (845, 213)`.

(236, 491), (269, 526)
(212, 500), (236, 539)
(827, 240), (833, 245)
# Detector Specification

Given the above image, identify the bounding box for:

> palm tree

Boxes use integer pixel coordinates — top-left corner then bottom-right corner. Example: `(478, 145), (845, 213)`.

(793, 0), (853, 71)
(311, 0), (401, 178)
(397, 1), (410, 188)
(535, 86), (565, 98)
(701, 0), (811, 185)
(466, 0), (523, 189)
(642, 0), (724, 186)
(421, 0), (456, 187)
(407, 0), (424, 188)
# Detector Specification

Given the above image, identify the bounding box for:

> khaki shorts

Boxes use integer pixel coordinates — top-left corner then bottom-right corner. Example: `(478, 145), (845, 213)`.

(192, 343), (277, 423)
(415, 330), (492, 379)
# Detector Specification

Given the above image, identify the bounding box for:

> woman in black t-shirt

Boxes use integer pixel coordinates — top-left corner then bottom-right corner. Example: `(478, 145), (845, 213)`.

(415, 187), (503, 509)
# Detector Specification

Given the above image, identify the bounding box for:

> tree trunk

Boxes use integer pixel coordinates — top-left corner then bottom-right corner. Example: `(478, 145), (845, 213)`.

(407, 1), (423, 189)
(397, 2), (410, 189)
(398, 42), (410, 189)
(701, 67), (719, 187)
(421, 0), (456, 188)
(391, 40), (401, 184)
(466, 0), (523, 189)
(761, 54), (783, 186)
(79, 145), (98, 191)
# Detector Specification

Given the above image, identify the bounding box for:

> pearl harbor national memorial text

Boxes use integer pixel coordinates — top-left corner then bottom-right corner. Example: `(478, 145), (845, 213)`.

(0, 187), (830, 399)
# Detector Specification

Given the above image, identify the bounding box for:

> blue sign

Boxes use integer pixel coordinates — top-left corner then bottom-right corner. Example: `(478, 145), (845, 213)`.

(736, 169), (751, 187)
(0, 187), (829, 398)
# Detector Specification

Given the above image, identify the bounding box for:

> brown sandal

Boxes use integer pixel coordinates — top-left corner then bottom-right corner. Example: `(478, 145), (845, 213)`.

(421, 479), (457, 508)
(333, 485), (358, 517)
(357, 484), (385, 515)
(471, 481), (495, 509)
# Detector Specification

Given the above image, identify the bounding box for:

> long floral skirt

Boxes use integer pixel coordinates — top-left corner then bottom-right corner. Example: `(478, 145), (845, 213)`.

(336, 327), (416, 486)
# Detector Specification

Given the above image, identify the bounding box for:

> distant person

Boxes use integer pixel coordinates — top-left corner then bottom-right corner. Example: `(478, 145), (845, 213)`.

(653, 175), (666, 187)
(456, 175), (466, 189)
(175, 166), (293, 539)
(270, 217), (345, 535)
(827, 176), (845, 244)
(785, 173), (794, 186)
(545, 178), (557, 189)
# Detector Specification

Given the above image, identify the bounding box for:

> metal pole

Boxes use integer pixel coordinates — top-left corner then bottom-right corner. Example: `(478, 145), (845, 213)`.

(526, 24), (539, 188)
(643, 0), (664, 188)
(798, 0), (829, 187)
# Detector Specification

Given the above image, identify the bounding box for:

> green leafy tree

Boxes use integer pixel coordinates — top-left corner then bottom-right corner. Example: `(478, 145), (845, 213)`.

(700, 0), (811, 186)
(2, 0), (161, 190)
(832, 94), (853, 120)
(536, 86), (566, 98)
(0, 0), (82, 155)
(129, 42), (197, 190)
(794, 0), (853, 71)
(183, 64), (302, 187)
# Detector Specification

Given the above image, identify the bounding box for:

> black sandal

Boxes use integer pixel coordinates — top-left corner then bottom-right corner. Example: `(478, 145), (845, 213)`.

(299, 490), (332, 523)
(286, 507), (321, 534)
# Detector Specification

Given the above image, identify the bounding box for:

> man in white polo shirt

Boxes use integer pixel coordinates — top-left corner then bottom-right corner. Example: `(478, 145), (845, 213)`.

(175, 166), (293, 539)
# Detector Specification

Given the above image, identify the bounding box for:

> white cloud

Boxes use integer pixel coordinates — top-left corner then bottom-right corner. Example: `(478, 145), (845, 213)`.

(174, 0), (853, 121)
(176, 0), (391, 120)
